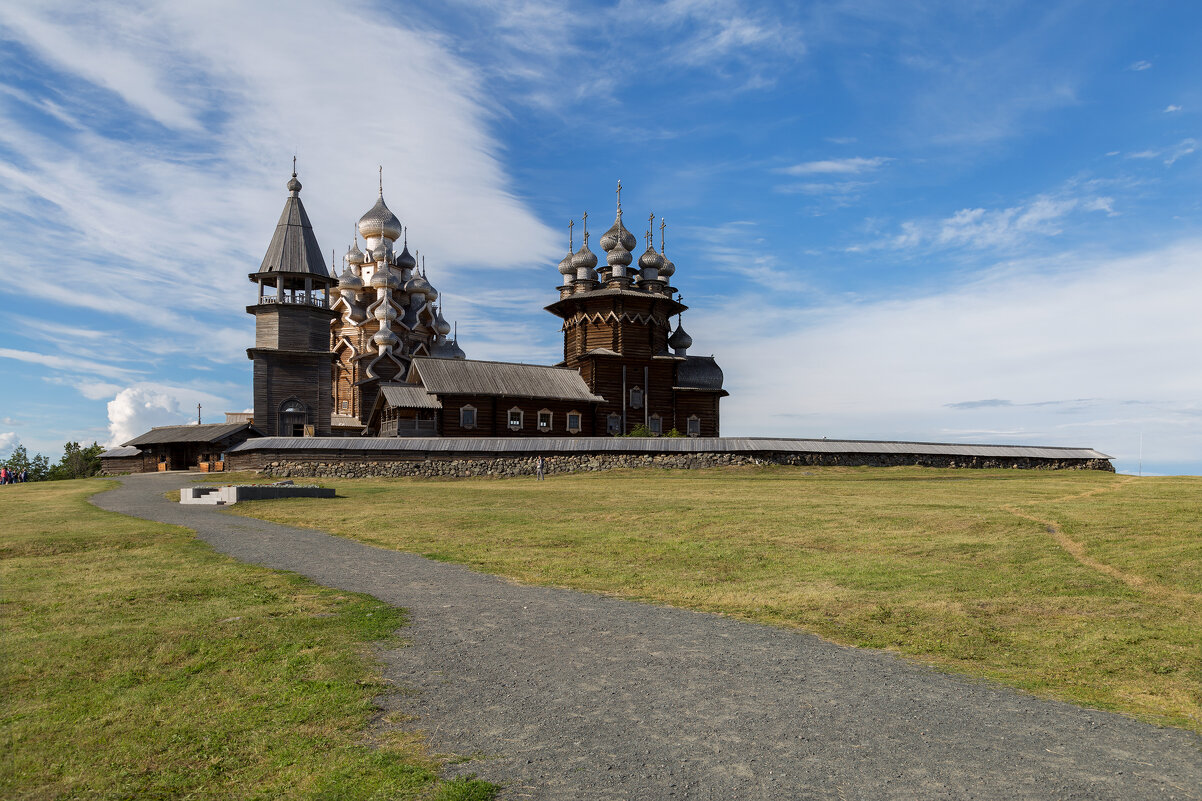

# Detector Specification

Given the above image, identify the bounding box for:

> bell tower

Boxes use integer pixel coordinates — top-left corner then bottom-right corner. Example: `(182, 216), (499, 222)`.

(247, 166), (338, 436)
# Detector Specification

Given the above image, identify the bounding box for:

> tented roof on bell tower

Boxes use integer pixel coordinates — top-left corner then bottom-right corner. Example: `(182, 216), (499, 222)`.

(256, 169), (331, 279)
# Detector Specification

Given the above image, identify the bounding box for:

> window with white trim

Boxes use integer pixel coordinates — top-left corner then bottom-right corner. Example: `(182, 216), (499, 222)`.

(537, 409), (553, 431)
(508, 407), (524, 431)
(460, 405), (477, 429)
(687, 415), (701, 437)
(648, 414), (662, 435)
(606, 413), (622, 435)
(629, 386), (644, 410)
(566, 411), (582, 434)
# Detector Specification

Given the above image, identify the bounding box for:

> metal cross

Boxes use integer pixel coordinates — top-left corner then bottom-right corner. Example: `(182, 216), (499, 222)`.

(292, 155), (297, 175)
(615, 180), (622, 213)
(659, 217), (667, 253)
(568, 218), (575, 250)
(647, 212), (655, 245)
(582, 211), (588, 237)
(378, 165), (383, 196)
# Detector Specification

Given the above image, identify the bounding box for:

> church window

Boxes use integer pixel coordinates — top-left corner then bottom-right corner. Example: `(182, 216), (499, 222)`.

(606, 413), (622, 435)
(508, 407), (524, 430)
(340, 400), (348, 410)
(629, 386), (643, 410)
(460, 405), (477, 429)
(648, 414), (662, 435)
(687, 415), (701, 437)
(537, 409), (553, 431)
(566, 411), (582, 434)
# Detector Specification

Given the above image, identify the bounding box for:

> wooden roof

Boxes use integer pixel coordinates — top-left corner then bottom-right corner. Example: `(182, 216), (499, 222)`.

(409, 358), (605, 402)
(378, 383), (443, 409)
(256, 189), (329, 278)
(99, 446), (141, 458)
(123, 422), (258, 447)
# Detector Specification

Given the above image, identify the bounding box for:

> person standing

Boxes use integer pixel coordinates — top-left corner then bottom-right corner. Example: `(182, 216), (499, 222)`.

(536, 455), (545, 481)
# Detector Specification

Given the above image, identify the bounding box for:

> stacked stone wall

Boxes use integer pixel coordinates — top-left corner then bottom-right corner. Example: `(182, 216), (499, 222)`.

(229, 449), (1114, 479)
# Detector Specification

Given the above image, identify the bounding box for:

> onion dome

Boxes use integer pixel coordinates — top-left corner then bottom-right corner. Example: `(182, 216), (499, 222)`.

(558, 250), (575, 277)
(372, 241), (392, 263)
(372, 328), (399, 347)
(659, 252), (676, 279)
(338, 267), (364, 291)
(396, 241), (416, 271)
(600, 214), (637, 252)
(448, 339), (466, 359)
(434, 307), (452, 336)
(405, 272), (436, 300)
(286, 173), (302, 195)
(375, 302), (398, 323)
(571, 241), (598, 272)
(370, 266), (400, 289)
(668, 321), (692, 352)
(607, 242), (632, 269)
(638, 244), (664, 273)
(345, 240), (365, 266)
(357, 195), (403, 242)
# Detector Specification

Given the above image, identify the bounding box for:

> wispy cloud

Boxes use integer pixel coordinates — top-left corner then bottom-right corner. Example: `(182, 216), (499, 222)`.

(777, 157), (890, 176)
(1129, 60), (1153, 71)
(1129, 138), (1198, 165)
(1164, 104), (1182, 113)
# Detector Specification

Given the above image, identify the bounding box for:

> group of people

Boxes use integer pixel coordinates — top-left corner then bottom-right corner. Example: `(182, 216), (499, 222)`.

(0, 467), (28, 484)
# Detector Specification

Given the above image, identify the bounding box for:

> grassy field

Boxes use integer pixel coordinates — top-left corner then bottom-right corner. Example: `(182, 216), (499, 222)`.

(0, 479), (497, 800)
(227, 465), (1202, 733)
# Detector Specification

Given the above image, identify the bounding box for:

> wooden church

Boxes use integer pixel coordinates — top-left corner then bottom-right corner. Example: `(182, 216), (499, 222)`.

(248, 169), (726, 439)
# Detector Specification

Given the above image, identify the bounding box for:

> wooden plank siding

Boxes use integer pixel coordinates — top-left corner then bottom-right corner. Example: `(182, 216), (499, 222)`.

(435, 395), (598, 437)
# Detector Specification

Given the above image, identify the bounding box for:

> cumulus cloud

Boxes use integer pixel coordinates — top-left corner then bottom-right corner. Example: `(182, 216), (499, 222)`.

(106, 384), (237, 446)
(0, 432), (18, 459)
(707, 241), (1202, 473)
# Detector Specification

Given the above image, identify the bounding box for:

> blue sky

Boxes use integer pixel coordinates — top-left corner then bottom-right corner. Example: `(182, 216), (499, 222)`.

(1, 0), (1199, 475)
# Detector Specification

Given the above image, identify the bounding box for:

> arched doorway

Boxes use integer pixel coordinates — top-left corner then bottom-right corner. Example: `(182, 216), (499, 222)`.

(278, 399), (308, 437)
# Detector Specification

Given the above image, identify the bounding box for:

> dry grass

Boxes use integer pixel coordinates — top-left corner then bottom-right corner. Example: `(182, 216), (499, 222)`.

(229, 465), (1202, 733)
(0, 479), (497, 800)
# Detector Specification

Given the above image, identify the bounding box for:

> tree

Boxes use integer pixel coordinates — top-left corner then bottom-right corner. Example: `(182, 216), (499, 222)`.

(47, 441), (104, 480)
(1, 444), (49, 481)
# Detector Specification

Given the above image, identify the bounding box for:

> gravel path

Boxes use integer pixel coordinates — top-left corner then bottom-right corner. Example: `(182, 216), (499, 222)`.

(93, 473), (1202, 800)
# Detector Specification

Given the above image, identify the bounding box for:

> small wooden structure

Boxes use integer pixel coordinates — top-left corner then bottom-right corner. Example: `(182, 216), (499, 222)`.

(118, 423), (261, 473)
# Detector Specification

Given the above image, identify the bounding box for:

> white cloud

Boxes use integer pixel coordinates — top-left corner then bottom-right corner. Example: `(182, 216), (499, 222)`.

(0, 432), (18, 459)
(1129, 60), (1153, 71)
(778, 157), (890, 175)
(105, 383), (236, 447)
(1129, 138), (1198, 165)
(1164, 104), (1182, 112)
(0, 0), (559, 368)
(709, 240), (1202, 472)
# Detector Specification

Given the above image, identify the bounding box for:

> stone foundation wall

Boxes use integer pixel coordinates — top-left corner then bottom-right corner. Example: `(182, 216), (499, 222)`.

(230, 450), (1114, 479)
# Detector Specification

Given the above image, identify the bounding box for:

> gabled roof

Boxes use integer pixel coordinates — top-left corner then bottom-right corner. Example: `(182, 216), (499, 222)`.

(409, 358), (604, 403)
(378, 383), (443, 409)
(257, 183), (330, 278)
(99, 446), (141, 458)
(123, 422), (258, 447)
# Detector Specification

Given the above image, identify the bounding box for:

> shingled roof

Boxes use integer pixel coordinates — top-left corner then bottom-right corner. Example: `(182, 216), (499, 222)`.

(257, 173), (330, 278)
(409, 358), (604, 403)
(123, 422), (258, 447)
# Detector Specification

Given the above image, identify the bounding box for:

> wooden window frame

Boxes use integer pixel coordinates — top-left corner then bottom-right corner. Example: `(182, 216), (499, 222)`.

(460, 404), (477, 429)
(537, 409), (553, 432)
(566, 410), (582, 434)
(606, 413), (622, 435)
(508, 406), (524, 431)
(648, 414), (662, 435)
(629, 386), (643, 410)
(687, 415), (701, 437)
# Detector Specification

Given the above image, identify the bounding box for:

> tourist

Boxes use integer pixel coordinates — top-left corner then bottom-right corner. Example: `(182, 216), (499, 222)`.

(536, 455), (545, 481)
(1, 467), (8, 485)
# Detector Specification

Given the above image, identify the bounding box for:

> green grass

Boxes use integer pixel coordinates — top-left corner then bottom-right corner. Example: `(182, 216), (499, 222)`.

(0, 479), (498, 800)
(229, 465), (1202, 733)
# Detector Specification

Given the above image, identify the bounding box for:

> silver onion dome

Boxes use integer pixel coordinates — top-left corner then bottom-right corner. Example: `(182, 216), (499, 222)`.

(405, 273), (436, 300)
(448, 339), (466, 359)
(358, 196), (403, 242)
(659, 253), (676, 279)
(600, 215), (637, 252)
(638, 244), (664, 272)
(396, 242), (417, 271)
(338, 267), (364, 290)
(558, 250), (575, 277)
(607, 243), (632, 268)
(286, 173), (302, 195)
(434, 307), (452, 336)
(372, 328), (399, 347)
(668, 322), (692, 352)
(370, 266), (400, 289)
(345, 240), (365, 266)
(571, 242), (598, 272)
